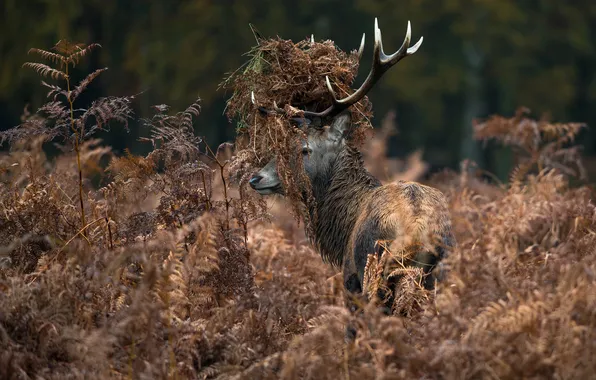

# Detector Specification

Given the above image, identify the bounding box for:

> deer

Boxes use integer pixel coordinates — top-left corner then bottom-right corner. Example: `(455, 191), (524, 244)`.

(248, 18), (456, 316)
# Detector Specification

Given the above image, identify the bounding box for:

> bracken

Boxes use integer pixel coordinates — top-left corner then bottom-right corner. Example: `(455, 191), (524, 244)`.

(0, 39), (594, 380)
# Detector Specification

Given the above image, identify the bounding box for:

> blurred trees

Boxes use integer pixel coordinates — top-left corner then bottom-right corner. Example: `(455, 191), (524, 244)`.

(1, 0), (595, 179)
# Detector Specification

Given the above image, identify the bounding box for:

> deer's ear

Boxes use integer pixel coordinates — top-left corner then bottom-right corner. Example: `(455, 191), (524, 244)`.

(329, 111), (352, 139)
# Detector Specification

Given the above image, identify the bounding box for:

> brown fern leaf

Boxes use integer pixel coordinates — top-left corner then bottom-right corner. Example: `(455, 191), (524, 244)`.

(391, 267), (428, 317)
(22, 62), (67, 80)
(494, 299), (547, 334)
(542, 120), (585, 146)
(463, 299), (510, 343)
(140, 98), (202, 167)
(178, 97), (202, 130)
(41, 81), (67, 101)
(80, 95), (135, 134)
(51, 39), (87, 55)
(66, 43), (102, 66)
(0, 102), (70, 144)
(474, 107), (587, 181)
(0, 119), (43, 146)
(38, 101), (69, 120)
(27, 48), (65, 65)
(362, 253), (383, 302)
(70, 68), (108, 102)
(159, 250), (190, 322)
(509, 162), (533, 185)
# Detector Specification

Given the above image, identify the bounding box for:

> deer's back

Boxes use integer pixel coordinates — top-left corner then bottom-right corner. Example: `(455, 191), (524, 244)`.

(353, 180), (454, 254)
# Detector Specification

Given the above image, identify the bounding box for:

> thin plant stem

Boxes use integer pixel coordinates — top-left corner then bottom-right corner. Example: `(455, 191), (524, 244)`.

(65, 49), (88, 240)
(106, 217), (114, 250)
(205, 143), (231, 231)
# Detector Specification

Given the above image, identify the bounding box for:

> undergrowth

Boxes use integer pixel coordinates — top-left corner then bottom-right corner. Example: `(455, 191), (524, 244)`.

(1, 39), (595, 380)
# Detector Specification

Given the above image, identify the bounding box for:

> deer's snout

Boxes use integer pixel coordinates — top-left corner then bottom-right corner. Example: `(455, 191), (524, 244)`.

(249, 174), (263, 189)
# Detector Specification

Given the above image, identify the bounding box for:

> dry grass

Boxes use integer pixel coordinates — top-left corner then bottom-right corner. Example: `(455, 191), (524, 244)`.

(1, 39), (595, 380)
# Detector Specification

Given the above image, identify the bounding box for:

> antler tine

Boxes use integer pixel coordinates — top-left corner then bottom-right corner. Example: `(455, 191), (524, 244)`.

(302, 18), (422, 120)
(253, 91), (287, 116)
(357, 33), (365, 59)
(272, 101), (285, 113)
(382, 20), (423, 65)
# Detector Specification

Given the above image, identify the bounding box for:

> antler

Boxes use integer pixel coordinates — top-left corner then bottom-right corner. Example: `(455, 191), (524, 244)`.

(254, 18), (423, 121)
(252, 91), (285, 115)
(304, 18), (422, 119)
(251, 91), (312, 126)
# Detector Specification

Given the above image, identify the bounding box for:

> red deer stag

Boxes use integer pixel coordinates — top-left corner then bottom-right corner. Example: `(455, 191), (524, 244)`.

(249, 18), (455, 314)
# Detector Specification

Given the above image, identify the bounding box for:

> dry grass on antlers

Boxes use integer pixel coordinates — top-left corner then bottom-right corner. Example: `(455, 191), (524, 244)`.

(222, 34), (374, 227)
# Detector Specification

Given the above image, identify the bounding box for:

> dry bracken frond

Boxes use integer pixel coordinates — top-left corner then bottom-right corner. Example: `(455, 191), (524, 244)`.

(66, 43), (102, 66)
(70, 67), (108, 101)
(474, 107), (587, 181)
(41, 80), (68, 100)
(27, 48), (65, 65)
(22, 62), (67, 80)
(51, 39), (87, 55)
(80, 95), (135, 133)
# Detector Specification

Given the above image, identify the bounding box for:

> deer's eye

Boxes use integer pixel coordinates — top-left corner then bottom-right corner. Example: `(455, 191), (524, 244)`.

(302, 147), (312, 155)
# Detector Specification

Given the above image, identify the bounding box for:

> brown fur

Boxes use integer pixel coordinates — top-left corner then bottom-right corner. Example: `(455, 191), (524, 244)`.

(308, 144), (454, 296)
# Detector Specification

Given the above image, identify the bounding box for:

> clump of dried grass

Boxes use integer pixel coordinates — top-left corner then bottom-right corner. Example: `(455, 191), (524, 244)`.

(223, 34), (372, 124)
(221, 32), (373, 230)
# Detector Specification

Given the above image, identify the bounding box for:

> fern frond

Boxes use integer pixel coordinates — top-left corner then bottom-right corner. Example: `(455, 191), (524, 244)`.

(509, 162), (532, 185)
(464, 299), (509, 342)
(362, 253), (381, 297)
(27, 48), (65, 65)
(543, 121), (585, 146)
(41, 81), (67, 100)
(160, 250), (190, 321)
(51, 39), (86, 55)
(178, 98), (202, 130)
(70, 68), (108, 102)
(66, 43), (102, 66)
(139, 99), (203, 169)
(80, 96), (135, 133)
(22, 62), (67, 80)
(495, 300), (547, 334)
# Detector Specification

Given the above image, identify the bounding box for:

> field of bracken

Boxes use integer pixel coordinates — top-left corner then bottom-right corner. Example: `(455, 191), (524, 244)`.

(1, 39), (595, 380)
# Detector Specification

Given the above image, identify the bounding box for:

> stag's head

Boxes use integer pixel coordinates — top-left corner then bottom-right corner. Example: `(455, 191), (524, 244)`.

(249, 18), (423, 196)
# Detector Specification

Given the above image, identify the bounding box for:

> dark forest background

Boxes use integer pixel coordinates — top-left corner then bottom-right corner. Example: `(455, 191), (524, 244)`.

(2, 0), (596, 182)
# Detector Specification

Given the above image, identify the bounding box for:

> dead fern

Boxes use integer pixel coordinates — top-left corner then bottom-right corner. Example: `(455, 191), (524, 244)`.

(1, 40), (134, 241)
(474, 106), (587, 182)
(2, 33), (596, 380)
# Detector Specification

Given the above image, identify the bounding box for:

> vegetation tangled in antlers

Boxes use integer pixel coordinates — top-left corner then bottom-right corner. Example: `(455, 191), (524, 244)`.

(222, 30), (374, 228)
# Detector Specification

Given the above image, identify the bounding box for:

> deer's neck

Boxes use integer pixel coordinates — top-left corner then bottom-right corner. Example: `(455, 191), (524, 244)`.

(309, 146), (381, 266)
